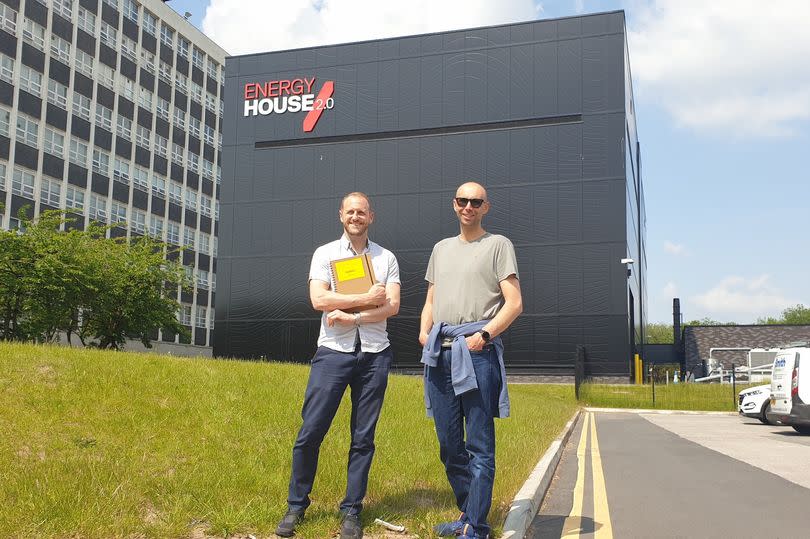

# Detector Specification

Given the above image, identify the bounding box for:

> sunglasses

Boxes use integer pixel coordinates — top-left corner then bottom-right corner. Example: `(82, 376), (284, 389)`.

(454, 197), (485, 208)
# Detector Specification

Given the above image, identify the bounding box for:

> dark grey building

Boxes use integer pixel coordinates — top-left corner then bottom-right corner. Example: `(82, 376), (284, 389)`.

(216, 10), (646, 376)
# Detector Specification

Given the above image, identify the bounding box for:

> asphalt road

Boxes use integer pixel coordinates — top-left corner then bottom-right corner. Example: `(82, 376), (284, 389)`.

(527, 411), (810, 539)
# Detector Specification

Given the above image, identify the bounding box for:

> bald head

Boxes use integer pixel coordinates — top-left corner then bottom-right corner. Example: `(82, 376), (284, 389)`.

(455, 182), (487, 200)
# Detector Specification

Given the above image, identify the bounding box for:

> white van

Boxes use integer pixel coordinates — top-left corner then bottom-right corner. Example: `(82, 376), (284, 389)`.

(767, 346), (810, 434)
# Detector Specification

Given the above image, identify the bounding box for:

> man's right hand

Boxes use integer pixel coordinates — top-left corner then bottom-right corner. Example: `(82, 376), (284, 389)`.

(365, 283), (387, 305)
(418, 331), (429, 347)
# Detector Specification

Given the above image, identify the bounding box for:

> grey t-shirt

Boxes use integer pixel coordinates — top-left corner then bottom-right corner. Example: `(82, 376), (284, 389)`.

(425, 233), (519, 325)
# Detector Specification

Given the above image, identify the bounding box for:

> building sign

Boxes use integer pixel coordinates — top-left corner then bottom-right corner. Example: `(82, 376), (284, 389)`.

(243, 77), (335, 132)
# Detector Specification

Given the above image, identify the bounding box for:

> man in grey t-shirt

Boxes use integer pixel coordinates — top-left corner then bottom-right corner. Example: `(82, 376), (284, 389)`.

(419, 182), (523, 539)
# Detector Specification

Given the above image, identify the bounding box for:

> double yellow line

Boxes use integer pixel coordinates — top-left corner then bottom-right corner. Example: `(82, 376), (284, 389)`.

(561, 412), (613, 538)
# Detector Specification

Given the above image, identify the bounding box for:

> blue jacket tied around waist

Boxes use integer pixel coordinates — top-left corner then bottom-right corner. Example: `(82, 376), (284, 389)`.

(421, 320), (510, 418)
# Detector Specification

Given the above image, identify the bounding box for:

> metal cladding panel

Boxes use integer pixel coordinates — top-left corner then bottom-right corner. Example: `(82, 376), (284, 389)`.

(218, 13), (642, 376)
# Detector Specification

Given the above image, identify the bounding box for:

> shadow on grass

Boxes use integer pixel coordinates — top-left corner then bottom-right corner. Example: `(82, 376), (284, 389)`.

(366, 486), (454, 517)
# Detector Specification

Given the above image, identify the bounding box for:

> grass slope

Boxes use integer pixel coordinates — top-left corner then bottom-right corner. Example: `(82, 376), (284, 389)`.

(0, 343), (576, 538)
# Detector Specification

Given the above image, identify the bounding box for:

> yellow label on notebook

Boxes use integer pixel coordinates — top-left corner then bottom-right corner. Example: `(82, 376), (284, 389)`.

(334, 257), (366, 281)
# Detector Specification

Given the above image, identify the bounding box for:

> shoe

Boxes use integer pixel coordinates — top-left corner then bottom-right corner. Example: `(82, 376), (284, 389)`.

(458, 523), (486, 538)
(339, 513), (363, 539)
(274, 509), (305, 537)
(433, 513), (465, 536)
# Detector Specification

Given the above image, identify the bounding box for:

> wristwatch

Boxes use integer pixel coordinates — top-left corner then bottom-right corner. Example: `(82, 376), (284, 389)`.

(480, 330), (491, 343)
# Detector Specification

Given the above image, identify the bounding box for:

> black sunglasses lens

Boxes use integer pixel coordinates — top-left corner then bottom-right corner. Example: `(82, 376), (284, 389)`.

(455, 198), (484, 208)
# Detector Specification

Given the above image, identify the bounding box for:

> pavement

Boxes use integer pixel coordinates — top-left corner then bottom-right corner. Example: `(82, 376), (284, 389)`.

(512, 409), (810, 539)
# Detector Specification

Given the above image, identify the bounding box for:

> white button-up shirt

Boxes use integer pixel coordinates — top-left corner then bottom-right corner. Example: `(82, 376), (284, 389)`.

(309, 235), (400, 353)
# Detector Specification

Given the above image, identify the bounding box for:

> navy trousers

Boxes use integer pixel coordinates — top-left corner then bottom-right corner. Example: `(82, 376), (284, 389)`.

(287, 344), (393, 515)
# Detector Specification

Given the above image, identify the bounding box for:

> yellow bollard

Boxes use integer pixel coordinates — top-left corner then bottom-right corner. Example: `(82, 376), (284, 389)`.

(634, 354), (642, 384)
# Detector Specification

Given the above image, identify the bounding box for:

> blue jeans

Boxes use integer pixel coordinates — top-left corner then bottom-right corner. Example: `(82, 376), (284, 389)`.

(427, 346), (501, 538)
(287, 345), (393, 515)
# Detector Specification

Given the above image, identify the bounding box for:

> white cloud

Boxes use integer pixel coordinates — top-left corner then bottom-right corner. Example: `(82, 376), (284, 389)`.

(663, 240), (686, 256)
(627, 0), (810, 137)
(691, 274), (799, 322)
(663, 281), (678, 298)
(203, 0), (537, 56)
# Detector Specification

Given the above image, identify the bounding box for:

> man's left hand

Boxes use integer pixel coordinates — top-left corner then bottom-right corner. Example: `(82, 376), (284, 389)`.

(326, 310), (354, 327)
(465, 332), (486, 352)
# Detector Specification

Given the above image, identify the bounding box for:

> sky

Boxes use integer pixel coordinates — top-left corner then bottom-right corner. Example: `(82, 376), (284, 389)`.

(166, 0), (810, 324)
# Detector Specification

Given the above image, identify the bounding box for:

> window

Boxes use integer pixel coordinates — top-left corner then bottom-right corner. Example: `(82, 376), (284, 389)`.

(20, 65), (42, 96)
(0, 4), (17, 34)
(111, 202), (127, 224)
(69, 139), (88, 166)
(173, 107), (186, 129)
(194, 306), (208, 328)
(190, 82), (203, 103)
(215, 200), (220, 221)
(158, 61), (172, 84)
(130, 209), (146, 234)
(16, 114), (39, 147)
(72, 94), (91, 121)
(171, 143), (183, 164)
(74, 50), (94, 76)
(121, 36), (137, 62)
(65, 186), (85, 211)
(102, 0), (118, 8)
(197, 271), (209, 291)
(205, 92), (217, 112)
(156, 97), (170, 121)
(201, 159), (213, 180)
(216, 166), (222, 186)
(0, 107), (9, 136)
(154, 134), (168, 157)
(187, 117), (201, 140)
(77, 7), (95, 34)
(135, 125), (150, 148)
(92, 149), (110, 175)
(199, 195), (212, 217)
(183, 226), (195, 249)
(167, 221), (180, 244)
(0, 53), (13, 83)
(12, 168), (35, 198)
(199, 232), (210, 253)
(212, 237), (218, 257)
(22, 18), (45, 50)
(47, 79), (68, 108)
(43, 128), (65, 157)
(88, 194), (107, 221)
(207, 58), (218, 79)
(50, 35), (71, 64)
(142, 10), (156, 35)
(203, 125), (215, 146)
(187, 152), (199, 173)
(160, 23), (174, 46)
(100, 22), (117, 48)
(141, 50), (155, 74)
(177, 37), (189, 59)
(122, 0), (138, 23)
(179, 304), (192, 325)
(168, 182), (182, 205)
(120, 78), (135, 102)
(53, 0), (72, 20)
(95, 104), (113, 131)
(209, 307), (215, 329)
(149, 215), (163, 238)
(151, 175), (166, 198)
(185, 188), (197, 211)
(138, 87), (153, 110)
(40, 178), (61, 207)
(98, 64), (115, 90)
(117, 116), (132, 140)
(175, 71), (187, 93)
(113, 158), (130, 183)
(191, 47), (204, 69)
(133, 166), (149, 191)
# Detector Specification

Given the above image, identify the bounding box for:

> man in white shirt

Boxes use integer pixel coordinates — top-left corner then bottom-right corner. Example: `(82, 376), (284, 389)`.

(276, 192), (400, 539)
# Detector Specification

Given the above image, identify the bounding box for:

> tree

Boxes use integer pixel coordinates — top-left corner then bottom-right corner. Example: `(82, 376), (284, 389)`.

(645, 323), (674, 344)
(0, 210), (189, 349)
(757, 304), (810, 325)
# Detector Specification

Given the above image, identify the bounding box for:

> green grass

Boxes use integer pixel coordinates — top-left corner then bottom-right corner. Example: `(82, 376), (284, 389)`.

(578, 381), (756, 411)
(0, 343), (577, 538)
